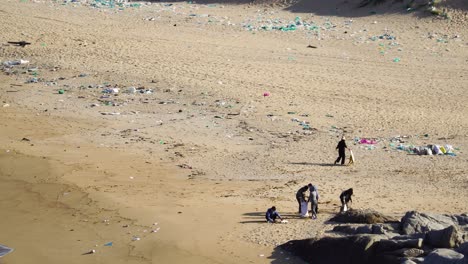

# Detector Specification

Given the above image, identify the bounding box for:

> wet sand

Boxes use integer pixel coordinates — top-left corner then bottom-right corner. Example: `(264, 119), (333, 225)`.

(0, 0), (467, 263)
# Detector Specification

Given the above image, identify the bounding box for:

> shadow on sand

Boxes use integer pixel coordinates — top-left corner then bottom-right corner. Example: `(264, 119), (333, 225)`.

(240, 211), (303, 224)
(289, 162), (337, 167)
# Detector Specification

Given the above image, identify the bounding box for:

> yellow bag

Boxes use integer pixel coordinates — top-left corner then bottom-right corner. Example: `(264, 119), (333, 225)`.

(440, 146), (446, 154)
(348, 150), (355, 165)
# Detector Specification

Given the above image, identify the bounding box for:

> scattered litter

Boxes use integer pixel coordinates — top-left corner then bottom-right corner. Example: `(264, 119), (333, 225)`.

(82, 249), (96, 255)
(0, 244), (14, 257)
(7, 41), (31, 47)
(132, 236), (141, 241)
(2, 59), (29, 67)
(104, 242), (113, 246)
(178, 164), (192, 169)
(2, 104), (10, 108)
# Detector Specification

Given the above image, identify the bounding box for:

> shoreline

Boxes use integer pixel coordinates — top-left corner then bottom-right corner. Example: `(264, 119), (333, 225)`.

(0, 0), (467, 263)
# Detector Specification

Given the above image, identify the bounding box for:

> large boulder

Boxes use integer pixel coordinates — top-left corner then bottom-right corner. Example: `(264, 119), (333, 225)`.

(401, 211), (458, 235)
(280, 235), (379, 264)
(425, 225), (463, 248)
(330, 209), (397, 224)
(422, 249), (467, 264)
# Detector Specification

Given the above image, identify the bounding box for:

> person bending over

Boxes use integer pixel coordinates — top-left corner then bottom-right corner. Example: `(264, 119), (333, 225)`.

(296, 185), (309, 214)
(265, 206), (283, 223)
(340, 188), (353, 212)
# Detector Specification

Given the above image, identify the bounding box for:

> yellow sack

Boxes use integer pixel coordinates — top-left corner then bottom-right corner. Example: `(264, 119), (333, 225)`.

(440, 146), (446, 154)
(348, 150), (355, 165)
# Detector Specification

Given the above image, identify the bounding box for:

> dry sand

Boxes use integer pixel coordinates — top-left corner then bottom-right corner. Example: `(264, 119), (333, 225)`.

(0, 0), (467, 263)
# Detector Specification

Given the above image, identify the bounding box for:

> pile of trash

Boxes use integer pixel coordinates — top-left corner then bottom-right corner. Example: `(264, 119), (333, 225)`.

(242, 16), (329, 32)
(396, 144), (457, 156)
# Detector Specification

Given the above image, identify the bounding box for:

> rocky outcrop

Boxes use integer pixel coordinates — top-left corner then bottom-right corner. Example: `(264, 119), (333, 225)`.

(281, 235), (379, 264)
(401, 211), (466, 235)
(422, 249), (467, 264)
(333, 224), (387, 235)
(282, 211), (468, 264)
(330, 209), (398, 224)
(425, 226), (464, 248)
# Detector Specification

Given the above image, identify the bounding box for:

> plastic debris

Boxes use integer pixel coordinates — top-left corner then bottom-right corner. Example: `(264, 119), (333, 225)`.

(0, 244), (14, 257)
(2, 59), (29, 67)
(82, 249), (96, 255)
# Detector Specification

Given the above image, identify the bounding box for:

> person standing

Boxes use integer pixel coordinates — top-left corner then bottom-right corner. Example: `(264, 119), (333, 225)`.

(335, 136), (349, 165)
(296, 185), (309, 214)
(265, 206), (283, 223)
(308, 183), (319, 219)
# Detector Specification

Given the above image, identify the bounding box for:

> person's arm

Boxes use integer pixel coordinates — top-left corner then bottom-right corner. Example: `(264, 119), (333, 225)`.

(276, 212), (282, 220)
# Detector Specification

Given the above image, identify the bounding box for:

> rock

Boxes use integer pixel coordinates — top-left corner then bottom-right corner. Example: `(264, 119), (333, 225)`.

(372, 224), (386, 235)
(281, 235), (379, 264)
(375, 238), (423, 253)
(456, 242), (468, 255)
(422, 248), (466, 264)
(387, 248), (425, 258)
(412, 257), (425, 263)
(356, 225), (373, 234)
(392, 233), (426, 241)
(401, 211), (458, 235)
(333, 225), (359, 234)
(330, 209), (397, 224)
(425, 225), (463, 248)
(401, 259), (418, 264)
(333, 225), (376, 235)
(455, 215), (468, 226)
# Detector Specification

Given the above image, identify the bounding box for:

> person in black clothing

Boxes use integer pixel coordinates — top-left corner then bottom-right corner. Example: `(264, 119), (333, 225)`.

(340, 188), (353, 212)
(335, 136), (349, 165)
(296, 185), (309, 213)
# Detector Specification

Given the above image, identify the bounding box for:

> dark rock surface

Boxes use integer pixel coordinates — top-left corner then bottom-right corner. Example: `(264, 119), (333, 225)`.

(330, 209), (397, 224)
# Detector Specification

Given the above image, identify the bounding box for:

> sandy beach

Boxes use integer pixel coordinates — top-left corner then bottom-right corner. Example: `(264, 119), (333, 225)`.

(0, 0), (467, 263)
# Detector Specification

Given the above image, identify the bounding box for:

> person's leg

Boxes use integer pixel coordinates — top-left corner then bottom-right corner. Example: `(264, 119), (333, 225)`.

(335, 156), (340, 164)
(312, 203), (317, 219)
(271, 214), (277, 222)
(340, 153), (346, 165)
(296, 196), (301, 213)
